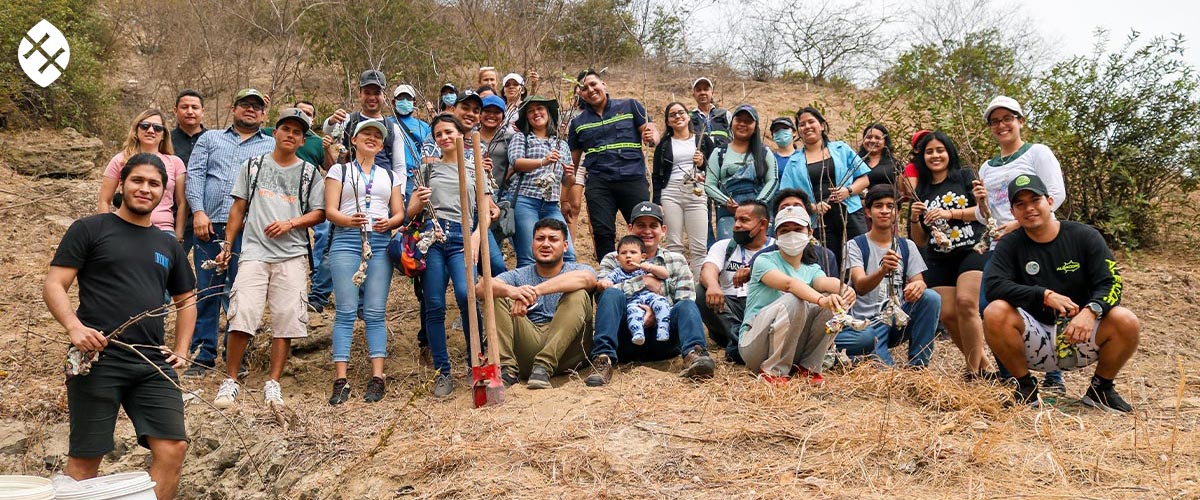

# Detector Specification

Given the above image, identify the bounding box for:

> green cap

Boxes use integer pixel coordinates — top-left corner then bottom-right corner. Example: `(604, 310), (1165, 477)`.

(233, 88), (266, 106)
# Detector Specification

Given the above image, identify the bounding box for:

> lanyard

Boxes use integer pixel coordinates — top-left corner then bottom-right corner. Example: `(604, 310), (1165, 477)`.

(354, 160), (375, 214)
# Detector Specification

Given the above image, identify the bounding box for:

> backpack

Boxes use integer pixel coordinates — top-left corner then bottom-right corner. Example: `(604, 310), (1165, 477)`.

(387, 164), (435, 277)
(850, 234), (910, 288)
(245, 155), (320, 269)
(344, 112), (396, 170)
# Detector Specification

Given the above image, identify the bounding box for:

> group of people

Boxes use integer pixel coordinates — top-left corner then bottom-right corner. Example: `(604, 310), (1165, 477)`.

(44, 67), (1141, 499)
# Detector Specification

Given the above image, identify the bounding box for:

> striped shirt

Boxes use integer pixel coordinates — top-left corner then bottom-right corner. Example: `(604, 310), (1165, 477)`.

(507, 132), (571, 201)
(598, 247), (695, 304)
(186, 127), (275, 223)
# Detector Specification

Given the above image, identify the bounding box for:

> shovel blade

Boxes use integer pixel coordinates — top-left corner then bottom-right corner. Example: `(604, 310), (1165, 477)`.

(471, 364), (506, 408)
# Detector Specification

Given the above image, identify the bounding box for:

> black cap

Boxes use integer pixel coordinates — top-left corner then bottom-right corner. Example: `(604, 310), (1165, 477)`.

(769, 117), (794, 131)
(732, 104), (759, 123)
(1007, 174), (1049, 204)
(359, 70), (386, 89)
(457, 90), (482, 107)
(630, 201), (664, 223)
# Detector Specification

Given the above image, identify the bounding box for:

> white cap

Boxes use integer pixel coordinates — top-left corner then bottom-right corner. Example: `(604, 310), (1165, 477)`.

(692, 77), (714, 90)
(353, 119), (389, 139)
(393, 84), (416, 98)
(983, 95), (1023, 122)
(774, 205), (812, 229)
(501, 73), (524, 87)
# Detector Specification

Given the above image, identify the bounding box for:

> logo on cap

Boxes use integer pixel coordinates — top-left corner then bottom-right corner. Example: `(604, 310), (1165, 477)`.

(1015, 175), (1030, 187)
(640, 205), (653, 212)
(18, 20), (70, 88)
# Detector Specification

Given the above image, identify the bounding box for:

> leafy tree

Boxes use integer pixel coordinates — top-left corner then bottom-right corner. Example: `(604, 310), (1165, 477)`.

(1032, 30), (1200, 248)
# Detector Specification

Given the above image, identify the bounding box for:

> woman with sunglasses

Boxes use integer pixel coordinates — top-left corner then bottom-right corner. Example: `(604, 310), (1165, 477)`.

(97, 109), (188, 241)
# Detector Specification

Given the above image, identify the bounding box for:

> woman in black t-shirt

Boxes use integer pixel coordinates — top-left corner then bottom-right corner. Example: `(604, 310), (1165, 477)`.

(857, 123), (899, 189)
(908, 131), (993, 378)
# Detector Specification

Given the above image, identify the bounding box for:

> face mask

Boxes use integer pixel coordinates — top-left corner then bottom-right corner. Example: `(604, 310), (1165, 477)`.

(442, 94), (457, 106)
(732, 229), (753, 246)
(777, 232), (810, 256)
(395, 99), (414, 115)
(773, 129), (794, 148)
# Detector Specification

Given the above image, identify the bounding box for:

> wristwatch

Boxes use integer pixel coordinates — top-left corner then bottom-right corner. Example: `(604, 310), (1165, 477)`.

(1085, 302), (1104, 319)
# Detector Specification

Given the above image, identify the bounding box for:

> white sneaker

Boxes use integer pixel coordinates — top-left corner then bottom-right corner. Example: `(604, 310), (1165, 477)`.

(264, 380), (284, 406)
(214, 378), (240, 408)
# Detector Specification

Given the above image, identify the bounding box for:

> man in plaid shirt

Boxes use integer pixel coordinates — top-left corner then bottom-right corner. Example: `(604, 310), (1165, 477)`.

(586, 202), (716, 386)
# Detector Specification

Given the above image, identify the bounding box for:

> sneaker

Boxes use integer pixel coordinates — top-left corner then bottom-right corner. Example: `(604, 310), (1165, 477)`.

(679, 346), (716, 380)
(527, 365), (552, 390)
(1007, 380), (1041, 409)
(328, 378), (351, 405)
(585, 355), (613, 387)
(501, 366), (519, 387)
(182, 361), (212, 378)
(794, 366), (825, 386)
(308, 301), (324, 314)
(363, 376), (386, 403)
(630, 333), (646, 345)
(1081, 384), (1132, 413)
(432, 373), (455, 398)
(759, 371), (791, 386)
(214, 378), (240, 408)
(264, 380), (284, 406)
(1042, 376), (1067, 396)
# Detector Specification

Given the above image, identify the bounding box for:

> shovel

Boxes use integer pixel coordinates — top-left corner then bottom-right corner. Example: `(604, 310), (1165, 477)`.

(454, 137), (485, 406)
(471, 131), (505, 407)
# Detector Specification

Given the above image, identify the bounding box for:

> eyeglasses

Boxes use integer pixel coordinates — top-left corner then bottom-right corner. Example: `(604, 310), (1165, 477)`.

(668, 110), (689, 118)
(988, 114), (1018, 127)
(138, 121), (166, 133)
(236, 101), (265, 111)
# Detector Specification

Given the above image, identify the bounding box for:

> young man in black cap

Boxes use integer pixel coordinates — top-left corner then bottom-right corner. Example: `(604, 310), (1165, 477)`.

(586, 201), (714, 386)
(322, 70), (405, 173)
(983, 174), (1140, 412)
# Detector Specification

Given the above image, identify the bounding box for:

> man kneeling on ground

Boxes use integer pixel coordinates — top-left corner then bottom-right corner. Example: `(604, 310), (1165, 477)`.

(482, 218), (597, 389)
(984, 174), (1139, 411)
(45, 153), (197, 500)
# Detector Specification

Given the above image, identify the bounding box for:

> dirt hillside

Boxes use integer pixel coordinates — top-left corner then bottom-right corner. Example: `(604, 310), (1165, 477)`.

(1, 75), (1198, 499)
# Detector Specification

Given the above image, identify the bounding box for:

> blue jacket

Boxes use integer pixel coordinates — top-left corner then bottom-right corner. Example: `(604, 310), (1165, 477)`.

(780, 140), (870, 214)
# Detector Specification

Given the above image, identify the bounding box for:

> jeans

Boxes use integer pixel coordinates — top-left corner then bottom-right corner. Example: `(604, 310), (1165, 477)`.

(660, 177), (709, 277)
(307, 220), (334, 309)
(590, 288), (706, 363)
(329, 229), (393, 362)
(513, 195), (577, 268)
(485, 227), (508, 277)
(585, 178), (649, 260)
(714, 205), (735, 241)
(696, 283), (746, 361)
(422, 220), (472, 376)
(189, 223), (241, 365)
(835, 289), (940, 367)
(180, 212), (194, 259)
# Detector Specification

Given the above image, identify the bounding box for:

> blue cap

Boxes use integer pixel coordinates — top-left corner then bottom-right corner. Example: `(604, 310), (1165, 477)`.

(481, 95), (506, 112)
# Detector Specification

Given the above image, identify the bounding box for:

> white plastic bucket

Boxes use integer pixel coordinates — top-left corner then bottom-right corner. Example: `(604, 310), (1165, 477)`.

(53, 472), (156, 500)
(0, 475), (55, 500)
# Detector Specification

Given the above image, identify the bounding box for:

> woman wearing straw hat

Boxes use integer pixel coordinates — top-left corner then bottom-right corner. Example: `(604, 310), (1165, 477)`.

(508, 95), (578, 267)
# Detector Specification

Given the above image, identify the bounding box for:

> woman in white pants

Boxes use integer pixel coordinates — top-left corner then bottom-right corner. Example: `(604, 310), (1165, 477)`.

(740, 206), (855, 385)
(651, 101), (715, 277)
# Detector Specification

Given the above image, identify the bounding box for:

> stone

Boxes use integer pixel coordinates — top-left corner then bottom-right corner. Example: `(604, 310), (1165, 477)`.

(1, 128), (105, 178)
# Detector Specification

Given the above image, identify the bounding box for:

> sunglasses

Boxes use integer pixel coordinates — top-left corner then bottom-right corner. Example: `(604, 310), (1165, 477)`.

(138, 121), (166, 133)
(236, 101), (265, 111)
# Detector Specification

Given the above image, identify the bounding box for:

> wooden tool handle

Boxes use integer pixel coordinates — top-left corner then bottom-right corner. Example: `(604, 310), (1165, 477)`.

(456, 136), (481, 368)
(472, 132), (502, 366)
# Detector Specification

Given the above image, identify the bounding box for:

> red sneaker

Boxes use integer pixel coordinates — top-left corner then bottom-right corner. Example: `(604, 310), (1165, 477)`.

(758, 371), (791, 386)
(794, 366), (825, 386)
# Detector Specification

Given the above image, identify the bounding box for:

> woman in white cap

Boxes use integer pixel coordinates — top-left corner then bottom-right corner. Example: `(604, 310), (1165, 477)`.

(499, 73), (527, 130)
(739, 205), (854, 385)
(407, 114), (499, 398)
(325, 119), (407, 405)
(974, 95), (1068, 392)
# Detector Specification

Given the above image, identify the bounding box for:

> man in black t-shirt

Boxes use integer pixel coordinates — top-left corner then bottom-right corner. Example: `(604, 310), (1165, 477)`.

(983, 174), (1140, 412)
(44, 154), (197, 500)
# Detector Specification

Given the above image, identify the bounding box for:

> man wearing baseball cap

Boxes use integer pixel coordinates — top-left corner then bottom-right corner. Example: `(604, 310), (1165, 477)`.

(585, 201), (714, 386)
(212, 107), (326, 409)
(983, 174), (1140, 412)
(321, 70), (406, 174)
(183, 88), (276, 376)
(690, 77), (732, 146)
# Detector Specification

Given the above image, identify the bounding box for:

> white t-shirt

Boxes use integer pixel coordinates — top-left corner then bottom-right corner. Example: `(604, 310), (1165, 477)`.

(326, 161), (405, 231)
(703, 237), (775, 297)
(669, 137), (698, 184)
(976, 143), (1066, 227)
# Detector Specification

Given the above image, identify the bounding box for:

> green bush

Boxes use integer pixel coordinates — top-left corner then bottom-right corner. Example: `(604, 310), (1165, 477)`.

(1032, 31), (1200, 249)
(0, 1), (116, 132)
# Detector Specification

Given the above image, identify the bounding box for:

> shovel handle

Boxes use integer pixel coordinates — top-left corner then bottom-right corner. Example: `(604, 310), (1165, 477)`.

(473, 132), (502, 367)
(456, 136), (481, 368)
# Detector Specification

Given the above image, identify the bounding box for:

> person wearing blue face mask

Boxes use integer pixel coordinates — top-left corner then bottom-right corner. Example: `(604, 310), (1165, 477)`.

(389, 84), (432, 201)
(439, 83), (458, 112)
(769, 117), (797, 181)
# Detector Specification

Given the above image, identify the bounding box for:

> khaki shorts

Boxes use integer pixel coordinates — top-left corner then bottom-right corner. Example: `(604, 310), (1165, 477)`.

(228, 257), (309, 339)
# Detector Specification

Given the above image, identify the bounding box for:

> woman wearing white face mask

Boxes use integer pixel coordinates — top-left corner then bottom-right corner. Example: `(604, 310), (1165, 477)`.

(738, 206), (856, 386)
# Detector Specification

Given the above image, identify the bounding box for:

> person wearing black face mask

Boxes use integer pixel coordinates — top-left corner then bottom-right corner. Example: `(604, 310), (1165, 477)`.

(697, 200), (774, 363)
